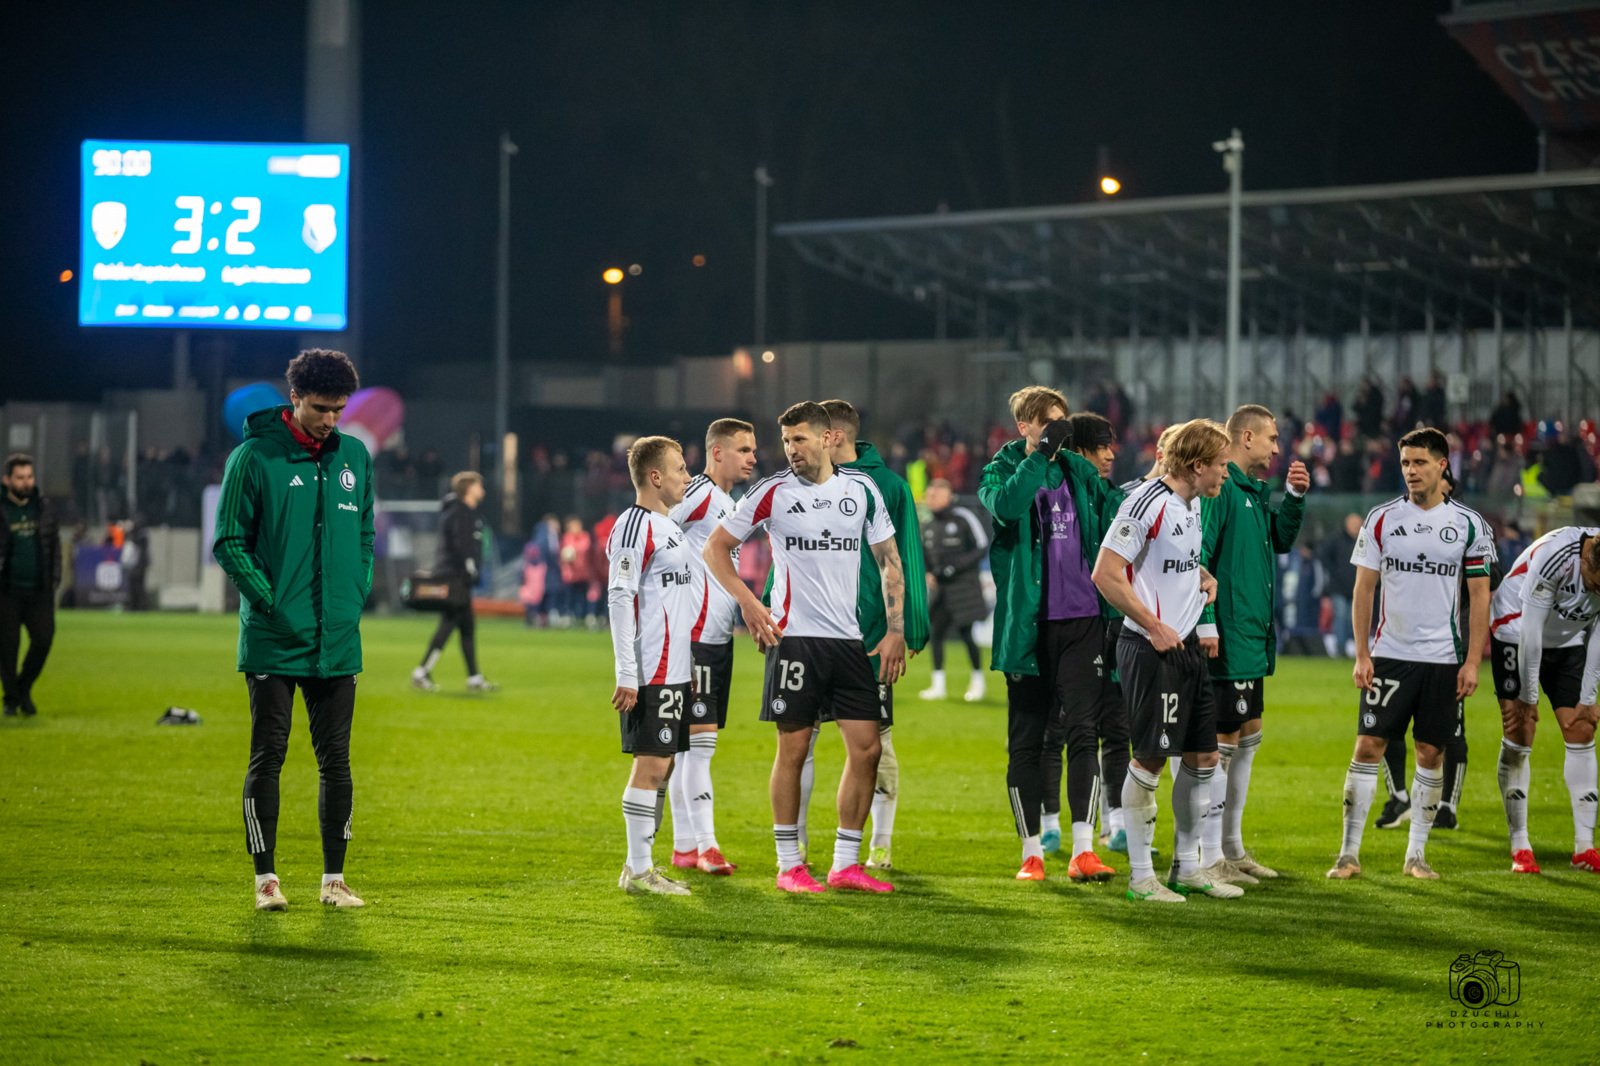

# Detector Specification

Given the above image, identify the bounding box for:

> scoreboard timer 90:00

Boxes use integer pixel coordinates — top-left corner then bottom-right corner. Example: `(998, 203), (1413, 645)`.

(79, 139), (349, 331)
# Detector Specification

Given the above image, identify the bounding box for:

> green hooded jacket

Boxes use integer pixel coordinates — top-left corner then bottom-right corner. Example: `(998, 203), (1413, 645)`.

(760, 443), (930, 658)
(978, 440), (1110, 676)
(1198, 460), (1306, 680)
(212, 406), (376, 677)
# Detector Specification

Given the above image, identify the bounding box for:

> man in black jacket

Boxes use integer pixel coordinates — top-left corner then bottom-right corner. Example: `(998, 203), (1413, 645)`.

(412, 471), (496, 693)
(1, 454), (60, 717)
(918, 478), (989, 702)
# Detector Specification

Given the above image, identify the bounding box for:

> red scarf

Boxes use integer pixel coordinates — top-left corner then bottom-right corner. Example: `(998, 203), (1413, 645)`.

(281, 408), (325, 458)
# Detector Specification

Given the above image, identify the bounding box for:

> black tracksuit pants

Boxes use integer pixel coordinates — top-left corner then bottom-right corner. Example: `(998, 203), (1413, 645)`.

(0, 588), (54, 704)
(243, 674), (356, 875)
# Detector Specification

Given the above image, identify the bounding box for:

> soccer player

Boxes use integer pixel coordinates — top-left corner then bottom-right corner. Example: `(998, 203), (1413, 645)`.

(411, 471), (497, 693)
(664, 418), (758, 875)
(980, 386), (1119, 883)
(213, 349), (373, 911)
(1194, 405), (1309, 884)
(0, 454), (60, 718)
(703, 401), (907, 894)
(1092, 418), (1233, 903)
(1328, 427), (1491, 882)
(1490, 525), (1600, 874)
(607, 436), (698, 896)
(919, 478), (989, 703)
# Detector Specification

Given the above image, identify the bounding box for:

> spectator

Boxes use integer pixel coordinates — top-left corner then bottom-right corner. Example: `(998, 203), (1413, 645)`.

(1539, 423), (1593, 497)
(1483, 436), (1523, 498)
(519, 536), (548, 627)
(1315, 392), (1344, 443)
(1329, 438), (1363, 493)
(1489, 391), (1523, 440)
(557, 515), (592, 627)
(1277, 543), (1327, 656)
(1392, 375), (1419, 431)
(1318, 513), (1361, 659)
(1353, 378), (1385, 440)
(1418, 372), (1447, 428)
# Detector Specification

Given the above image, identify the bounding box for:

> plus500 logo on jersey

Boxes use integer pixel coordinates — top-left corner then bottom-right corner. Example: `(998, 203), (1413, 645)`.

(1162, 557), (1200, 574)
(660, 567), (693, 588)
(784, 531), (861, 552)
(1385, 556), (1458, 577)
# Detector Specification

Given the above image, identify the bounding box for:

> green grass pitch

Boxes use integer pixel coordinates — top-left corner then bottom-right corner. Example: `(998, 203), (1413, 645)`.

(1, 612), (1592, 1063)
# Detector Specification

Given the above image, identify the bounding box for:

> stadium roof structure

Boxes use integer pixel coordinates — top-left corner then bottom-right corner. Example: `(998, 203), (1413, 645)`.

(775, 170), (1600, 341)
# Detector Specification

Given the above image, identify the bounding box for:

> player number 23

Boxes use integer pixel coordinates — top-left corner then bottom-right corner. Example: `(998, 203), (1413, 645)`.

(657, 689), (685, 720)
(778, 659), (806, 691)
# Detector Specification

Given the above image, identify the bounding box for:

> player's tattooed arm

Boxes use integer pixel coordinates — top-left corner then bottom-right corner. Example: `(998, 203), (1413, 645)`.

(874, 538), (906, 634)
(870, 538), (908, 683)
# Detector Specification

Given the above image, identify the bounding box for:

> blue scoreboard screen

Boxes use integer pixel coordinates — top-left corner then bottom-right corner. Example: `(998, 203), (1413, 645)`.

(79, 140), (349, 330)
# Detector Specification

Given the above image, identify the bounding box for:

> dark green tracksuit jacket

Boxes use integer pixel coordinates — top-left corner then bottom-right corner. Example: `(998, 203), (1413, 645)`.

(1198, 461), (1306, 681)
(212, 406), (375, 677)
(979, 440), (1110, 677)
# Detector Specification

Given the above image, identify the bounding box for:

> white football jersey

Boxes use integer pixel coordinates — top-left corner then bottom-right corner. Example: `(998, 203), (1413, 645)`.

(1492, 526), (1600, 648)
(606, 506), (697, 687)
(1102, 478), (1207, 641)
(1353, 496), (1493, 665)
(718, 466), (894, 640)
(668, 474), (741, 645)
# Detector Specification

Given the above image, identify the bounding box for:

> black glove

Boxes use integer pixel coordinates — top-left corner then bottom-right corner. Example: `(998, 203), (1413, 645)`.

(1037, 418), (1073, 460)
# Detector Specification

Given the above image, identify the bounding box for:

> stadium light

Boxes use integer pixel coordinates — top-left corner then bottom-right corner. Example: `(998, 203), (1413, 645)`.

(59, 269), (73, 283)
(602, 267), (624, 285)
(761, 349), (776, 364)
(1099, 176), (1122, 196)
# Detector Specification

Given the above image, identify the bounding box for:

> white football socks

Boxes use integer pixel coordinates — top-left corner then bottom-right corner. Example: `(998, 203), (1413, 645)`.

(622, 786), (658, 876)
(686, 732), (720, 852)
(1201, 744), (1233, 866)
(1070, 821), (1095, 857)
(1340, 761), (1380, 858)
(667, 765), (696, 852)
(774, 823), (802, 871)
(1565, 740), (1598, 853)
(832, 828), (863, 873)
(1122, 763), (1161, 883)
(1223, 732), (1261, 861)
(321, 872), (343, 887)
(871, 726), (898, 848)
(1406, 765), (1444, 863)
(1173, 762), (1213, 877)
(1499, 739), (1532, 852)
(255, 872), (278, 889)
(1040, 810), (1062, 836)
(796, 726), (819, 852)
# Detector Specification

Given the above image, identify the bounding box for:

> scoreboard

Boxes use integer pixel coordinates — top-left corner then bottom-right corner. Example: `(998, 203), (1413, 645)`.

(79, 140), (349, 330)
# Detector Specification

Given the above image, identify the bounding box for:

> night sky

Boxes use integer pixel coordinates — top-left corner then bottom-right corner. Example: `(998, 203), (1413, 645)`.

(0, 1), (1535, 402)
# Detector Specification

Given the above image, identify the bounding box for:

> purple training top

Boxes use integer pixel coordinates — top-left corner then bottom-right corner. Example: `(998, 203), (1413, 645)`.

(1037, 482), (1100, 620)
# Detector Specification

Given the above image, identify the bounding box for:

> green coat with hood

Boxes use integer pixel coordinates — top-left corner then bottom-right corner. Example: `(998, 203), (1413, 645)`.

(212, 406), (375, 677)
(979, 440), (1111, 676)
(1198, 460), (1306, 681)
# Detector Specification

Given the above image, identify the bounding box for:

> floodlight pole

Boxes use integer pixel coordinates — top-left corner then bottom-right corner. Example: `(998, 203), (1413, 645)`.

(754, 165), (774, 348)
(494, 131), (518, 531)
(1213, 129), (1244, 415)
